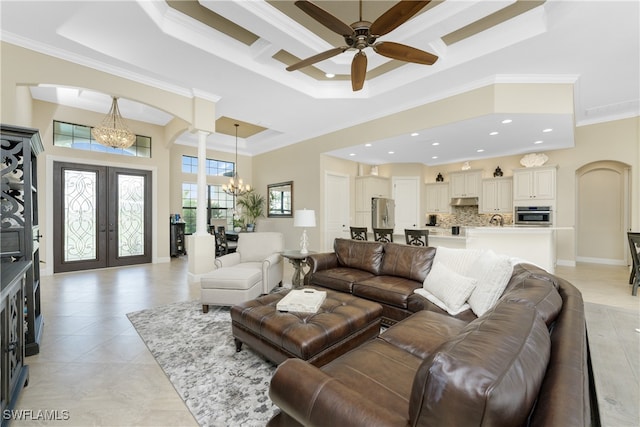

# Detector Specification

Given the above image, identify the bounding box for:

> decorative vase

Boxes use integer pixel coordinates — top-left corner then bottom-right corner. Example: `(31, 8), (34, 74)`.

(234, 226), (241, 232)
(493, 166), (503, 177)
(436, 173), (444, 182)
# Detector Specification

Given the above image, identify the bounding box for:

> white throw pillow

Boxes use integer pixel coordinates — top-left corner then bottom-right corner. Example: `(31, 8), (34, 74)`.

(423, 262), (477, 315)
(467, 250), (514, 317)
(433, 247), (485, 276)
(414, 288), (471, 316)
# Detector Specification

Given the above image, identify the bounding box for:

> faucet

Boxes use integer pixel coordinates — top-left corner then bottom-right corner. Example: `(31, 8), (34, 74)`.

(489, 214), (504, 227)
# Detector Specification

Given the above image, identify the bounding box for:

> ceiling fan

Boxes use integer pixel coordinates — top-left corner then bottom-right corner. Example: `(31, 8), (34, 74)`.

(286, 0), (439, 91)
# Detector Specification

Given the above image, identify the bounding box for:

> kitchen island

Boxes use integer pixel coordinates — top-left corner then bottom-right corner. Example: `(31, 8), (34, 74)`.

(392, 226), (559, 273)
(465, 226), (557, 273)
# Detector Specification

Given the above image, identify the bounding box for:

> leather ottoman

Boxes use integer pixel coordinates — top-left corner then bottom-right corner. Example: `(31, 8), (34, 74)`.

(230, 288), (383, 367)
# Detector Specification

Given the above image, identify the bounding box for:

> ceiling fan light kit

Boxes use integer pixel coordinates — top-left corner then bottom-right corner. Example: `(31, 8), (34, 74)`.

(288, 0), (438, 91)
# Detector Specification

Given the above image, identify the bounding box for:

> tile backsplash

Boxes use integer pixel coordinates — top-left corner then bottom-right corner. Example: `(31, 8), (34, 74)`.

(431, 206), (513, 227)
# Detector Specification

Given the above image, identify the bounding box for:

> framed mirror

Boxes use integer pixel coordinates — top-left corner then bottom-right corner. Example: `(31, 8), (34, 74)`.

(267, 181), (293, 217)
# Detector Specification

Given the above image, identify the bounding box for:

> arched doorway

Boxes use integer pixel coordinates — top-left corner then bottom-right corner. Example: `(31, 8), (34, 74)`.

(576, 161), (631, 265)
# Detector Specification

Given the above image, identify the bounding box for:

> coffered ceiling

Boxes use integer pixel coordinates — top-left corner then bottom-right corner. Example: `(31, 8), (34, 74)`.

(2, 1), (638, 165)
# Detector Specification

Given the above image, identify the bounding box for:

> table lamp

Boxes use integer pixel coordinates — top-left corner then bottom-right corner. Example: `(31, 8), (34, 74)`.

(294, 209), (316, 254)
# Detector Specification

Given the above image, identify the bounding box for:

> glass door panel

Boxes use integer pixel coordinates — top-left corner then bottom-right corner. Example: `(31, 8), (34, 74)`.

(108, 168), (151, 266)
(117, 174), (145, 257)
(63, 169), (98, 262)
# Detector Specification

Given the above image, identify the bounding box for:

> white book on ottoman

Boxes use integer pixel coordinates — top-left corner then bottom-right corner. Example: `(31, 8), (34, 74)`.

(277, 289), (327, 313)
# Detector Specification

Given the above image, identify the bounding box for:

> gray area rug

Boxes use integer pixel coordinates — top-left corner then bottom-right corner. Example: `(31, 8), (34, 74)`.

(127, 301), (279, 427)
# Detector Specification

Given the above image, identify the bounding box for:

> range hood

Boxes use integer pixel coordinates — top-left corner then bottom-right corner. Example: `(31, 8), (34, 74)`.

(450, 197), (479, 206)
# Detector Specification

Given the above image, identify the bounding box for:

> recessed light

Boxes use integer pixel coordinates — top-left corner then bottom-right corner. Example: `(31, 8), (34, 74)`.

(489, 131), (499, 136)
(543, 128), (553, 133)
(411, 132), (419, 137)
(432, 142), (440, 146)
(388, 151), (395, 154)
(325, 73), (335, 78)
(432, 156), (438, 159)
(365, 143), (372, 147)
(534, 140), (543, 144)
(349, 153), (356, 156)
(501, 119), (512, 124)
(477, 149), (485, 153)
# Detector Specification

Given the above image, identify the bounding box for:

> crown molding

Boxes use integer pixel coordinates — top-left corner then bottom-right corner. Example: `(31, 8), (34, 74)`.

(1, 31), (194, 99)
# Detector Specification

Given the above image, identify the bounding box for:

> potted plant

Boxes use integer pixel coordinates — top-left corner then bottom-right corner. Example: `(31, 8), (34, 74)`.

(232, 216), (244, 232)
(236, 190), (265, 231)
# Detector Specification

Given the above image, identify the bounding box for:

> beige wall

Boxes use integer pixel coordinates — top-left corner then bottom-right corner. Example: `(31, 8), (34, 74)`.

(3, 43), (638, 270)
(256, 116), (638, 264)
(2, 43), (219, 273)
(1, 42), (207, 135)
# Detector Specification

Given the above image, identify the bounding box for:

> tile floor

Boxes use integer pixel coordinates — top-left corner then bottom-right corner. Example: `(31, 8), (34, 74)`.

(9, 258), (639, 426)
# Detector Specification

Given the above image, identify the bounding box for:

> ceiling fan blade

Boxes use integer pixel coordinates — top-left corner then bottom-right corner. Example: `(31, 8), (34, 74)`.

(286, 47), (348, 72)
(373, 41), (438, 65)
(295, 0), (355, 37)
(351, 51), (367, 91)
(370, 1), (431, 37)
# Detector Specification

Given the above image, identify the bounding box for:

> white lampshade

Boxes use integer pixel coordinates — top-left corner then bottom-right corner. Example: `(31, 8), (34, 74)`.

(294, 209), (316, 228)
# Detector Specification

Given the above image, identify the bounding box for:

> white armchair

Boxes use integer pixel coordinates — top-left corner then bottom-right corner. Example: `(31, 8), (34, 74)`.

(214, 232), (285, 292)
(201, 232), (284, 310)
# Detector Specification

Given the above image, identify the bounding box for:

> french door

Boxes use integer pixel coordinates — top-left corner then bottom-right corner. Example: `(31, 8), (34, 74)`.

(53, 162), (152, 273)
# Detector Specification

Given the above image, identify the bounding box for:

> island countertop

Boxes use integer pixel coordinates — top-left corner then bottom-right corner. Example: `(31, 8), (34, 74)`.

(400, 226), (571, 272)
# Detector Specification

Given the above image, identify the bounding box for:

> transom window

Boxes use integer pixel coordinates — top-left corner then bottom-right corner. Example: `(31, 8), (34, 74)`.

(181, 155), (234, 177)
(53, 120), (151, 158)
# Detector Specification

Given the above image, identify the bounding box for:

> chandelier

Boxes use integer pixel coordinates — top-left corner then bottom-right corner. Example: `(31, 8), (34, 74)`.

(222, 123), (251, 197)
(91, 97), (136, 149)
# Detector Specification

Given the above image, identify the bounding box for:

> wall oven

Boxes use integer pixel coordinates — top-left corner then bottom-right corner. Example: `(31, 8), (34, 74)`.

(515, 206), (552, 226)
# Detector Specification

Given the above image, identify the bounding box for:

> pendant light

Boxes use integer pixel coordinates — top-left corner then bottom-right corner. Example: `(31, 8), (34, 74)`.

(222, 123), (251, 197)
(91, 97), (136, 149)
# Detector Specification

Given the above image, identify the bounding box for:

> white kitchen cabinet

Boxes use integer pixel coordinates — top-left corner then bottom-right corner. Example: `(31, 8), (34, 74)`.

(354, 176), (390, 228)
(513, 166), (556, 202)
(449, 170), (482, 197)
(425, 183), (451, 213)
(480, 178), (513, 213)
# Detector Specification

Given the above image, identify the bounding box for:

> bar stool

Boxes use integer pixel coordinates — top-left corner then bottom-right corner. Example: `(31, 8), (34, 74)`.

(627, 232), (640, 296)
(405, 229), (429, 246)
(350, 227), (368, 241)
(373, 228), (394, 243)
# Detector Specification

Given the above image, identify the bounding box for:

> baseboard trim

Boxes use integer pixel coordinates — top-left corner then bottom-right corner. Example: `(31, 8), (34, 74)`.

(557, 259), (577, 267)
(575, 256), (626, 266)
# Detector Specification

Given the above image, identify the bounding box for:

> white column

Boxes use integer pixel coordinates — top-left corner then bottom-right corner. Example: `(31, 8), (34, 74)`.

(196, 130), (209, 236)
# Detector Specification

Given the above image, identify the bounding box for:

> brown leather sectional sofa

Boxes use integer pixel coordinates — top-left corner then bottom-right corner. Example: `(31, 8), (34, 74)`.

(268, 239), (598, 426)
(304, 239), (475, 325)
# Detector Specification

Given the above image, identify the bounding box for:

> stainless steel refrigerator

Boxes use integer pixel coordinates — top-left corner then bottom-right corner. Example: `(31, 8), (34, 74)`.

(371, 197), (395, 229)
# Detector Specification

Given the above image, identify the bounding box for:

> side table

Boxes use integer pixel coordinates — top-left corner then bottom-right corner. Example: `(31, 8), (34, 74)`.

(282, 250), (315, 288)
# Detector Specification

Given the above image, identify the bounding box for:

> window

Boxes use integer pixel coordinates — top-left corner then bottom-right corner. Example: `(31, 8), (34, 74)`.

(181, 183), (234, 234)
(53, 121), (151, 158)
(182, 155), (234, 176)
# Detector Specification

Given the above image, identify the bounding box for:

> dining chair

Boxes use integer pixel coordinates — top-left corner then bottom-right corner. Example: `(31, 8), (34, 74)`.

(217, 226), (238, 254)
(213, 229), (227, 257)
(627, 232), (640, 296)
(350, 227), (368, 241)
(405, 229), (429, 246)
(373, 228), (394, 243)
